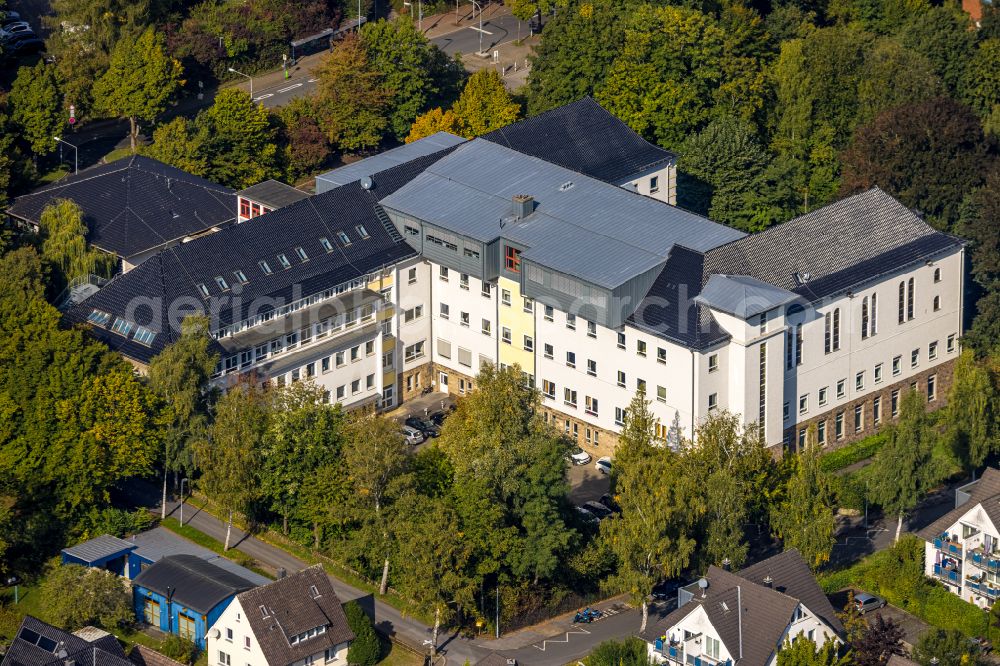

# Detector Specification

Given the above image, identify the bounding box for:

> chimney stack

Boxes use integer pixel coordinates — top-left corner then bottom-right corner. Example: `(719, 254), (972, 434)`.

(763, 575), (773, 588)
(512, 194), (534, 219)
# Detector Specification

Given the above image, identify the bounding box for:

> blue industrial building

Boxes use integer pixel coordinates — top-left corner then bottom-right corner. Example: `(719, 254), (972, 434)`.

(131, 554), (256, 649)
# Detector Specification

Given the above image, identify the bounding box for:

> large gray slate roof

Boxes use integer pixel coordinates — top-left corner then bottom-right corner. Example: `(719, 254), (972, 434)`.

(315, 132), (467, 192)
(382, 139), (743, 289)
(6, 155), (236, 259)
(702, 188), (963, 302)
(483, 96), (675, 183)
(695, 275), (800, 320)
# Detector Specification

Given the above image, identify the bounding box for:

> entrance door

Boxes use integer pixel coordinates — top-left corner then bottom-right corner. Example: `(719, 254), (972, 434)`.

(439, 372), (449, 392)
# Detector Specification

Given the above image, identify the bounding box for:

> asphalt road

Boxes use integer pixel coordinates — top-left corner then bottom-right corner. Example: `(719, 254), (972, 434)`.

(430, 12), (532, 55)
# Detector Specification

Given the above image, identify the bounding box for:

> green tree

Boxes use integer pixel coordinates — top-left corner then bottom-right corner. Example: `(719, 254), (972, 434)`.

(678, 116), (773, 231)
(961, 39), (1000, 125)
(776, 637), (843, 666)
(143, 117), (209, 177)
(148, 313), (217, 518)
(913, 629), (985, 666)
(452, 70), (521, 137)
(855, 39), (944, 124)
(92, 27), (183, 151)
(343, 412), (407, 595)
(525, 0), (625, 115)
(199, 381), (267, 550)
(897, 5), (975, 95)
(196, 89), (281, 189)
(40, 564), (134, 630)
(313, 34), (391, 152)
(37, 199), (114, 288)
(587, 638), (651, 666)
(771, 432), (836, 570)
(839, 96), (989, 229)
(391, 493), (473, 656)
(869, 390), (936, 542)
(602, 390), (702, 633)
(596, 5), (726, 148)
(361, 18), (462, 141)
(406, 107), (464, 143)
(947, 349), (1000, 468)
(344, 601), (380, 666)
(9, 61), (63, 155)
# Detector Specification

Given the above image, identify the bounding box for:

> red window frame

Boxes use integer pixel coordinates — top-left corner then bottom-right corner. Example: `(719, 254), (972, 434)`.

(251, 203), (261, 218)
(239, 198), (251, 218)
(505, 245), (521, 273)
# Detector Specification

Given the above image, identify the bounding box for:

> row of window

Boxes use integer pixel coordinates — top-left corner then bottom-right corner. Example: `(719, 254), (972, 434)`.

(86, 309), (157, 346)
(543, 411), (604, 446)
(792, 336), (954, 417)
(793, 375), (937, 447)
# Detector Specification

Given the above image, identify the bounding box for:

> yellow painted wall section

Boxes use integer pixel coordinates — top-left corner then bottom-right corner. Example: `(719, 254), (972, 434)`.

(497, 276), (536, 378)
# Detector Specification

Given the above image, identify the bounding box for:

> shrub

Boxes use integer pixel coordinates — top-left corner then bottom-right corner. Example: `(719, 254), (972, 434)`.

(83, 507), (154, 539)
(160, 635), (198, 665)
(819, 432), (888, 472)
(587, 638), (651, 666)
(344, 600), (380, 666)
(39, 564), (134, 631)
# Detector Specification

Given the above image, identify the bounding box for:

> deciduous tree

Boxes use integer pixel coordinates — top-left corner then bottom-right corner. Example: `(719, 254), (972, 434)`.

(9, 62), (63, 155)
(451, 70), (520, 137)
(777, 637), (843, 666)
(313, 34), (391, 152)
(946, 350), (1000, 468)
(196, 88), (282, 189)
(143, 117), (209, 177)
(852, 615), (905, 666)
(37, 199), (115, 289)
(92, 27), (183, 151)
(40, 564), (134, 630)
(771, 432), (836, 570)
(406, 107), (464, 143)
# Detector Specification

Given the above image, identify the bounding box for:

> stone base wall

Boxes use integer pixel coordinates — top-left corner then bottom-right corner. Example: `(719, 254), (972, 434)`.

(431, 363), (478, 398)
(399, 363), (435, 403)
(782, 357), (956, 452)
(541, 407), (620, 458)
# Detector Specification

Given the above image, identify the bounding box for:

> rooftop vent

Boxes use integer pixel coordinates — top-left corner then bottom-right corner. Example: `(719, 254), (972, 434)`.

(698, 577), (709, 597)
(795, 272), (811, 285)
(512, 194), (534, 219)
(559, 181), (574, 192)
(763, 575), (773, 588)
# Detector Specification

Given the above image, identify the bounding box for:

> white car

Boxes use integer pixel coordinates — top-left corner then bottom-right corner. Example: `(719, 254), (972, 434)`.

(568, 447), (592, 465)
(595, 456), (612, 475)
(401, 425), (425, 446)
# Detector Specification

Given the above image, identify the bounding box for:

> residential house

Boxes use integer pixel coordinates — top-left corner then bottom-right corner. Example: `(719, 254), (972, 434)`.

(207, 565), (354, 666)
(132, 554), (257, 648)
(640, 550), (843, 666)
(1, 616), (132, 666)
(918, 467), (1000, 607)
(6, 155), (236, 272)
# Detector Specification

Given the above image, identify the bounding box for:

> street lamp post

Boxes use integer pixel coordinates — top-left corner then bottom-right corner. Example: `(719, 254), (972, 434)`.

(228, 67), (253, 100)
(472, 0), (483, 55)
(53, 136), (77, 175)
(403, 0), (422, 30)
(179, 478), (189, 526)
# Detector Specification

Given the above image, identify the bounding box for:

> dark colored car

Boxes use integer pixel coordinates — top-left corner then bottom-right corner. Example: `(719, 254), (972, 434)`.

(651, 579), (682, 602)
(405, 416), (439, 438)
(583, 500), (613, 520)
(4, 34), (43, 54)
(598, 493), (621, 513)
(428, 410), (448, 427)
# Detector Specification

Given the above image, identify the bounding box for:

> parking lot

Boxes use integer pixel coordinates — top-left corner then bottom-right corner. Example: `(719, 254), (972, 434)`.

(568, 457), (610, 504)
(828, 589), (931, 648)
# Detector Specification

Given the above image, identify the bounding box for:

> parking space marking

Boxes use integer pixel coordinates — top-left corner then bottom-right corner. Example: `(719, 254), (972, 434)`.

(532, 627), (591, 651)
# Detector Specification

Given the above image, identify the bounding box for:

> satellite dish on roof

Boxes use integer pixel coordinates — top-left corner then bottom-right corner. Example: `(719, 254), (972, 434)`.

(209, 628), (221, 640)
(360, 176), (374, 190)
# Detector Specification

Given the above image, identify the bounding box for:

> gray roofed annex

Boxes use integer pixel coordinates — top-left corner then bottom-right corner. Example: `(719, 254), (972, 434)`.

(132, 554), (256, 615)
(61, 534), (134, 563)
(315, 132), (467, 192)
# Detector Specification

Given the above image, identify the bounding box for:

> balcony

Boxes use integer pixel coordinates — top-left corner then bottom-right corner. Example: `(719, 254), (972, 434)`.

(965, 574), (1000, 599)
(653, 640), (731, 666)
(934, 537), (963, 559)
(968, 548), (1000, 573)
(933, 563), (961, 585)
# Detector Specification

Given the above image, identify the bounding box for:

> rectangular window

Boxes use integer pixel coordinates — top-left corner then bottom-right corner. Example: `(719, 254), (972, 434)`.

(657, 385), (667, 403)
(861, 298), (869, 340)
(891, 389), (900, 416)
(657, 347), (667, 364)
(637, 340), (647, 357)
(336, 351), (345, 367)
(439, 302), (450, 319)
(564, 388), (578, 407)
(505, 245), (521, 272)
(907, 277), (915, 320)
(899, 281), (906, 324)
(350, 345), (360, 361)
(337, 385), (345, 400)
(458, 348), (472, 367)
(855, 404), (864, 433)
(617, 332), (626, 349)
(523, 297), (533, 313)
(502, 327), (512, 344)
(819, 387), (828, 406)
(460, 311), (470, 327)
(240, 199), (251, 217)
(366, 374), (375, 389)
(873, 397), (881, 424)
(911, 348), (919, 368)
(460, 273), (469, 289)
(356, 224), (369, 239)
(523, 335), (534, 352)
(704, 637), (720, 662)
(650, 175), (660, 194)
(783, 402), (790, 421)
(708, 393), (718, 411)
(799, 394), (808, 414)
(585, 395), (598, 416)
(544, 305), (554, 321)
(320, 237), (333, 252)
(874, 363), (883, 384)
(615, 407), (626, 426)
(947, 334), (956, 353)
(337, 231), (351, 245)
(439, 265), (449, 281)
(543, 343), (553, 359)
(566, 351), (576, 368)
(566, 314), (576, 330)
(856, 371), (864, 392)
(277, 253), (291, 270)
(215, 276), (230, 292)
(708, 354), (718, 373)
(465, 247), (480, 259)
(408, 267), (417, 284)
(404, 341), (425, 361)
(219, 652), (231, 666)
(542, 380), (556, 399)
(893, 355), (901, 376)
(482, 283), (492, 298)
(835, 412), (844, 439)
(929, 341), (938, 360)
(617, 371), (626, 388)
(587, 321), (597, 338)
(295, 246), (308, 262)
(482, 319), (492, 336)
(501, 289), (511, 306)
(833, 308), (840, 350)
(837, 379), (846, 399)
(438, 339), (452, 359)
(928, 374), (937, 401)
(587, 359), (597, 376)
(818, 421), (826, 445)
(177, 615), (195, 641)
(798, 429), (806, 449)
(352, 379), (360, 394)
(637, 378), (646, 392)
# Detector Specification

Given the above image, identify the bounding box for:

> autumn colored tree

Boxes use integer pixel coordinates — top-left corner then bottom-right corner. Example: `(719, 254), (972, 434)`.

(406, 107), (464, 143)
(313, 34), (391, 152)
(451, 70), (521, 137)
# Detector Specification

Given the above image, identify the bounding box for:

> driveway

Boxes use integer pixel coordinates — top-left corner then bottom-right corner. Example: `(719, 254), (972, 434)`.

(568, 461), (610, 504)
(828, 590), (932, 648)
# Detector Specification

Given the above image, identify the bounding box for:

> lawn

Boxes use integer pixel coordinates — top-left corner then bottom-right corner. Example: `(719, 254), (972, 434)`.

(819, 535), (988, 638)
(160, 516), (273, 581)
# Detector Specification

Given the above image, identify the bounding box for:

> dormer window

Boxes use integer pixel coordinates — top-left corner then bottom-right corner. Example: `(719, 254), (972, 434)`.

(356, 225), (369, 239)
(259, 605), (269, 618)
(215, 276), (230, 291)
(259, 260), (273, 275)
(295, 247), (308, 262)
(233, 270), (249, 284)
(197, 283), (210, 298)
(277, 254), (291, 270)
(337, 231), (351, 245)
(320, 237), (333, 252)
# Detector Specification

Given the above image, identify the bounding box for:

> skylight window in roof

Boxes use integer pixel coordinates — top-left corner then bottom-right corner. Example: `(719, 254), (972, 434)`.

(356, 225), (369, 239)
(87, 309), (112, 326)
(234, 269), (249, 284)
(111, 317), (134, 337)
(259, 260), (273, 275)
(320, 237), (334, 252)
(197, 283), (210, 298)
(134, 326), (157, 346)
(278, 253), (292, 269)
(337, 231), (351, 245)
(215, 276), (230, 291)
(295, 246), (308, 261)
